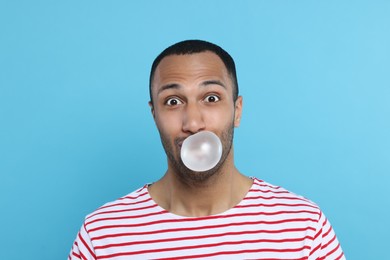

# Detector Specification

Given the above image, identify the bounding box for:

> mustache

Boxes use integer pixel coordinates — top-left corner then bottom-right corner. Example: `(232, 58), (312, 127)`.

(174, 136), (188, 148)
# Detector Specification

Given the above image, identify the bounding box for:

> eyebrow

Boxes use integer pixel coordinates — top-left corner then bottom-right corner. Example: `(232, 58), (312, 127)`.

(201, 80), (227, 89)
(157, 80), (226, 96)
(157, 83), (180, 96)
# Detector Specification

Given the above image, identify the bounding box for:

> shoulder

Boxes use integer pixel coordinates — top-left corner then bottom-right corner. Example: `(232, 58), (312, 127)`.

(247, 177), (321, 213)
(83, 184), (155, 224)
(248, 179), (345, 259)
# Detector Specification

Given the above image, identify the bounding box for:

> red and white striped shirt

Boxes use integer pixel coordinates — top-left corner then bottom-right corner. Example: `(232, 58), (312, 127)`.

(69, 178), (345, 259)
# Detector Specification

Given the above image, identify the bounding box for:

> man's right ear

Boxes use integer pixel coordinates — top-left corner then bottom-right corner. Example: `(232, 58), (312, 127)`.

(148, 101), (155, 118)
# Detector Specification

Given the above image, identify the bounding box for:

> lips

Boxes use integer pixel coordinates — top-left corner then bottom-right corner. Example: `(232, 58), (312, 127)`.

(176, 137), (188, 149)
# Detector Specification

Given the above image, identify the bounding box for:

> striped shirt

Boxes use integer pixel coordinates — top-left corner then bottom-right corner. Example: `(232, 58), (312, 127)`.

(69, 178), (345, 259)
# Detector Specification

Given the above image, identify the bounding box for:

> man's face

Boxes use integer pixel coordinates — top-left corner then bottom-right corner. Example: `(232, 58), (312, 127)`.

(150, 52), (242, 183)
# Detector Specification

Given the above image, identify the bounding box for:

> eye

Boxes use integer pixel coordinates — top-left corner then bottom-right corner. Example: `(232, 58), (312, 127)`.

(204, 95), (220, 103)
(165, 97), (183, 106)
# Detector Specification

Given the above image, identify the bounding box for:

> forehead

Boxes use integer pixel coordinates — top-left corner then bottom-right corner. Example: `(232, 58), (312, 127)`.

(152, 52), (230, 88)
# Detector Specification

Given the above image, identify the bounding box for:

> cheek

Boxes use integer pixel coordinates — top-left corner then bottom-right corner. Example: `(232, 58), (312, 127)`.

(205, 106), (234, 126)
(155, 112), (181, 135)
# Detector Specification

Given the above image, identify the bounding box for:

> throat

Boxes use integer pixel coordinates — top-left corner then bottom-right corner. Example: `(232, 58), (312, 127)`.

(148, 170), (253, 217)
(170, 185), (234, 217)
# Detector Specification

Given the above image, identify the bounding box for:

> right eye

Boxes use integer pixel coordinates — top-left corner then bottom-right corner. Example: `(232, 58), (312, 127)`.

(165, 97), (183, 106)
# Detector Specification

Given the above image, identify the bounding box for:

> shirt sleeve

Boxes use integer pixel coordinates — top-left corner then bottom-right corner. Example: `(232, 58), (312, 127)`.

(309, 211), (345, 259)
(68, 223), (96, 260)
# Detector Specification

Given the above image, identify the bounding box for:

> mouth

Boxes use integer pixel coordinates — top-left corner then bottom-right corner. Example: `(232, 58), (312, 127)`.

(176, 139), (183, 148)
(176, 137), (187, 149)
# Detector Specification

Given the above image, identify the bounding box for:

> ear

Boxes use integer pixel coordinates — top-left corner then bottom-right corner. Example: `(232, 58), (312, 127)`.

(234, 96), (243, 127)
(148, 101), (155, 118)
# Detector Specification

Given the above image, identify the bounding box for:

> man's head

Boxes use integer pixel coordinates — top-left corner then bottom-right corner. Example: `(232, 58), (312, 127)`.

(149, 40), (242, 184)
(149, 40), (239, 106)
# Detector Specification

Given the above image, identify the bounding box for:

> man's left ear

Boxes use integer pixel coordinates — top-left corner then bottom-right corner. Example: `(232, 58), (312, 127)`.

(148, 101), (155, 118)
(234, 96), (243, 127)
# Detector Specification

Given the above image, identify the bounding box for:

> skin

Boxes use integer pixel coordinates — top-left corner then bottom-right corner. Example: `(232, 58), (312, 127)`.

(148, 51), (253, 217)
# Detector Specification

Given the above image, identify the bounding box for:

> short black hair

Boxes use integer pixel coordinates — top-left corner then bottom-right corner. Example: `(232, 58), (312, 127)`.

(149, 39), (239, 104)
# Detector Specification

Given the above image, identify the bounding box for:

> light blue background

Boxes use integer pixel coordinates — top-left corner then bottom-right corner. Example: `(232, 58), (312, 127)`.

(1, 1), (389, 259)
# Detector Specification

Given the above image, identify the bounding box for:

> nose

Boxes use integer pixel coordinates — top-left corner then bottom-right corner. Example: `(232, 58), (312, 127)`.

(182, 103), (206, 134)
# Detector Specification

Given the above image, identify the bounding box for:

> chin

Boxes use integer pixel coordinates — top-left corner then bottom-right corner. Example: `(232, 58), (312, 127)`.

(173, 157), (224, 186)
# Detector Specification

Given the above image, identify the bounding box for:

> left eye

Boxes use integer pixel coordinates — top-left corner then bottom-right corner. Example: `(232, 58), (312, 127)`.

(204, 95), (220, 103)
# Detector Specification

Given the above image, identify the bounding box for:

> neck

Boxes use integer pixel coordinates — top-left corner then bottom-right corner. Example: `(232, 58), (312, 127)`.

(148, 151), (253, 217)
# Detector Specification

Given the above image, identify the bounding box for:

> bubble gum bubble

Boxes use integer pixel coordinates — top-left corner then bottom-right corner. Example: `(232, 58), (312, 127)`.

(181, 131), (222, 172)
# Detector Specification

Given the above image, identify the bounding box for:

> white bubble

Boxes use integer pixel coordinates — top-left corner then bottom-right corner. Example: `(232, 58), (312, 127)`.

(181, 131), (222, 172)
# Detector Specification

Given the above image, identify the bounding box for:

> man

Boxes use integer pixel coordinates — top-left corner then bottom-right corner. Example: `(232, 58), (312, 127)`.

(69, 40), (345, 259)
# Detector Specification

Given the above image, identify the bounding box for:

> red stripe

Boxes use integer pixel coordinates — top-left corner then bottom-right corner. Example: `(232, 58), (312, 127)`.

(160, 256), (307, 260)
(321, 215), (328, 228)
(159, 251), (308, 260)
(98, 237), (313, 259)
(244, 193), (314, 205)
(84, 189), (149, 220)
(324, 242), (341, 258)
(313, 226), (322, 241)
(335, 250), (345, 260)
(94, 227), (316, 249)
(244, 195), (310, 201)
(158, 250), (309, 260)
(310, 243), (321, 256)
(321, 233), (337, 250)
(135, 185), (148, 193)
(79, 226), (96, 259)
(99, 240), (308, 259)
(251, 188), (290, 194)
(235, 202), (318, 209)
(121, 189), (148, 199)
(310, 213), (322, 255)
(79, 251), (87, 260)
(252, 179), (281, 189)
(322, 223), (332, 238)
(98, 197), (152, 210)
(254, 178), (265, 183)
(85, 210), (167, 227)
(71, 251), (80, 258)
(86, 203), (159, 221)
(91, 217), (317, 241)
